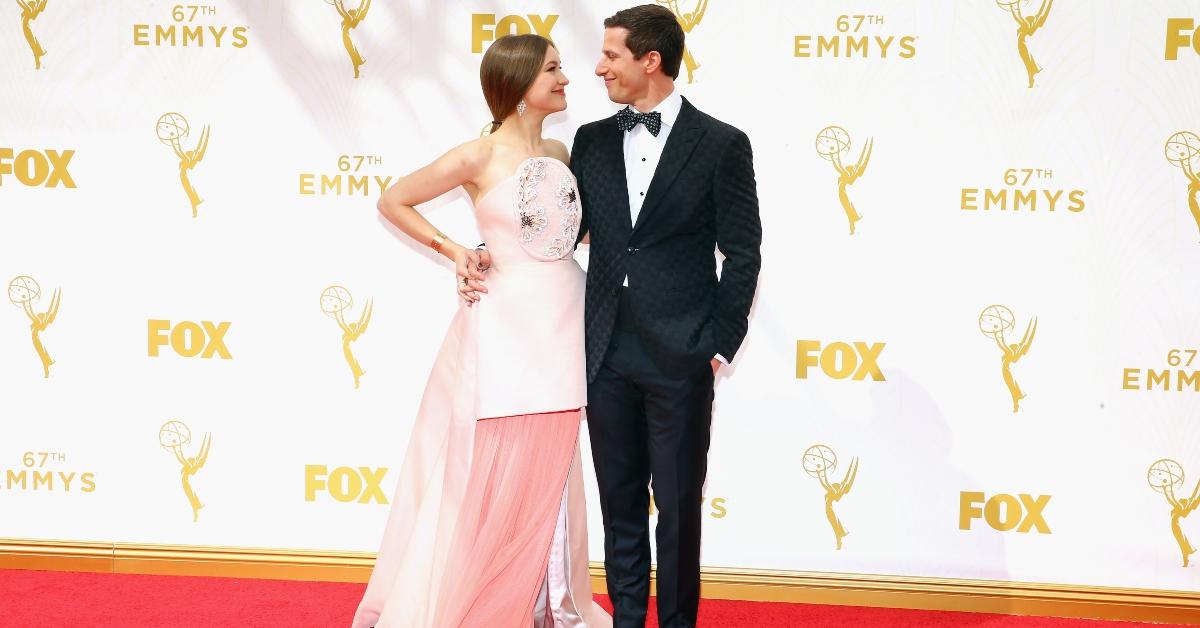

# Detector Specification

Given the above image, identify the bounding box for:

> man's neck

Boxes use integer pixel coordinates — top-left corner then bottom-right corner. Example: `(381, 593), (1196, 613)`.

(631, 78), (676, 113)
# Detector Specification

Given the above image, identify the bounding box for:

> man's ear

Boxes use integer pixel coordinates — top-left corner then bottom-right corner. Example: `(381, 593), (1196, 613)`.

(643, 50), (662, 75)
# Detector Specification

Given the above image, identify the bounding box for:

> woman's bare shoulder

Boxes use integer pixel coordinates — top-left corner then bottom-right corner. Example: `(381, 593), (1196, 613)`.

(543, 138), (570, 166)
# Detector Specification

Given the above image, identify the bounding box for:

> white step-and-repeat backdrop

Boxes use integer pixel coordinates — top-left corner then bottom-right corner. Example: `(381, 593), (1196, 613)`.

(4, 0), (1200, 595)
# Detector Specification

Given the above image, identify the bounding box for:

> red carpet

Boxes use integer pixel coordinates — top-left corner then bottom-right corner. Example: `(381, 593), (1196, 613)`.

(0, 569), (1181, 627)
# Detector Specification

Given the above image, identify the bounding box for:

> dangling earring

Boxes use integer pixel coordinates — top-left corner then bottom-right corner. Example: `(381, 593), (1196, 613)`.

(517, 100), (527, 117)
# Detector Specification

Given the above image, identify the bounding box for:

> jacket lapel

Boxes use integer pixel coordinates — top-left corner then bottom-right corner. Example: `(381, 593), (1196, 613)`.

(597, 116), (634, 234)
(631, 97), (706, 236)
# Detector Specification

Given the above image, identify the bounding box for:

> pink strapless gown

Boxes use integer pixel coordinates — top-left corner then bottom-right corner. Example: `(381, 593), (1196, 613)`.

(351, 157), (612, 627)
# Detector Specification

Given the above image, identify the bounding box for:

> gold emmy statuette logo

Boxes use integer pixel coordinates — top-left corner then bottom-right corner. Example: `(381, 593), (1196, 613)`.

(156, 112), (210, 218)
(1164, 131), (1200, 237)
(305, 465), (388, 504)
(997, 0), (1052, 88)
(8, 275), (60, 378)
(656, 0), (707, 83)
(16, 0), (47, 69)
(326, 0), (370, 79)
(321, 285), (372, 389)
(471, 13), (558, 54)
(160, 421), (211, 522)
(793, 14), (917, 60)
(132, 4), (249, 49)
(816, 126), (873, 235)
(978, 305), (1037, 413)
(959, 491), (1051, 533)
(803, 444), (858, 550)
(1149, 458), (1200, 567)
(299, 154), (394, 196)
(0, 148), (76, 188)
(2, 451), (96, 492)
(1122, 348), (1200, 393)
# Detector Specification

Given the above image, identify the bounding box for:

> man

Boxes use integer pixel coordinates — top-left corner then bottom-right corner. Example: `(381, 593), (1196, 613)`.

(571, 6), (760, 626)
(460, 5), (760, 626)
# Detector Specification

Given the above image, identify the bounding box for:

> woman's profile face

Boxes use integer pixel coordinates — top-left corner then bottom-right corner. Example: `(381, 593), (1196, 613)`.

(523, 45), (569, 115)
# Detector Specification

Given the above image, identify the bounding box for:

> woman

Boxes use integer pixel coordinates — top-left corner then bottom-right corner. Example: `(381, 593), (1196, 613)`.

(350, 35), (610, 627)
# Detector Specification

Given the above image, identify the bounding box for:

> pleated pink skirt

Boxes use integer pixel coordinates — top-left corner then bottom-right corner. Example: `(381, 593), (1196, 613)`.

(434, 410), (580, 626)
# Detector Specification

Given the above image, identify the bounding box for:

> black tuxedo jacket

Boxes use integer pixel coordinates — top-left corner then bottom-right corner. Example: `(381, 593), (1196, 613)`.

(572, 97), (762, 382)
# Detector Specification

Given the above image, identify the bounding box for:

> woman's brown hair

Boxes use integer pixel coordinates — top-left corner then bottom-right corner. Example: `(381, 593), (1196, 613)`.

(480, 34), (554, 135)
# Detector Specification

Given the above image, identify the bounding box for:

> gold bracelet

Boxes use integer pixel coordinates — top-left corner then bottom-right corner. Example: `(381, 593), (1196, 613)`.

(430, 231), (447, 252)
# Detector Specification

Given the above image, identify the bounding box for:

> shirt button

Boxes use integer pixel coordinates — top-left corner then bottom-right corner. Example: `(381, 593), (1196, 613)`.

(639, 191), (645, 196)
(641, 158), (647, 162)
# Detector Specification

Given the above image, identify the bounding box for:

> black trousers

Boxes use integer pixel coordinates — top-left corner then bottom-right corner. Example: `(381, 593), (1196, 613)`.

(587, 289), (714, 628)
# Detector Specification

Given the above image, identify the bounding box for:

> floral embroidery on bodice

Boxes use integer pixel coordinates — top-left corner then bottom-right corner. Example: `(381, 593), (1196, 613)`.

(513, 158), (581, 261)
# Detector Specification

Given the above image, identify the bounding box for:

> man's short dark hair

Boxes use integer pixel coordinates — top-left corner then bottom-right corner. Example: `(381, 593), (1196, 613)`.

(604, 5), (685, 80)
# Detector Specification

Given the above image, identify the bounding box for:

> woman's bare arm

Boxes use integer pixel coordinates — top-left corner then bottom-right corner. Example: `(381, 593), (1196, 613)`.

(378, 141), (490, 300)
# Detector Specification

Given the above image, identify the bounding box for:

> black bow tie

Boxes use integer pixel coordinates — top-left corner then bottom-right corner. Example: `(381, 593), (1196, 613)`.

(616, 107), (662, 136)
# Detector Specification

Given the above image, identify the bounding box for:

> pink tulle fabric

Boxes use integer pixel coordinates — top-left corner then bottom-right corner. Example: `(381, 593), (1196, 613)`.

(434, 411), (580, 626)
